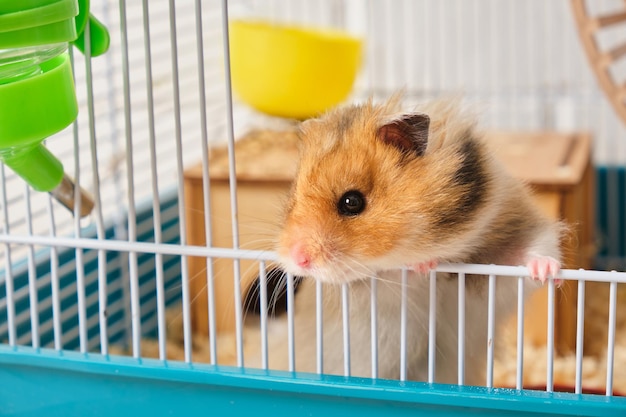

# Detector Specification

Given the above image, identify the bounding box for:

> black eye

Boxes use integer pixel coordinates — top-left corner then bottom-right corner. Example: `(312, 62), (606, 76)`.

(337, 190), (366, 216)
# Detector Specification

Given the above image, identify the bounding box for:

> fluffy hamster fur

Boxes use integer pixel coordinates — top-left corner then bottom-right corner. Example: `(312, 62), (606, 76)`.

(248, 97), (563, 385)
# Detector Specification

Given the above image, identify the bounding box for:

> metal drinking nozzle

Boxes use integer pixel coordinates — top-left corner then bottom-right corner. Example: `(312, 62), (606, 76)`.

(50, 173), (95, 218)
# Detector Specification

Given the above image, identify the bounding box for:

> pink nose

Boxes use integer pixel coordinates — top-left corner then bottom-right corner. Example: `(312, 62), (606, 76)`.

(290, 243), (312, 269)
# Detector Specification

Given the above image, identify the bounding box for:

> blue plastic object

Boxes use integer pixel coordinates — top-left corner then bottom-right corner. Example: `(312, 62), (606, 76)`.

(1, 345), (625, 417)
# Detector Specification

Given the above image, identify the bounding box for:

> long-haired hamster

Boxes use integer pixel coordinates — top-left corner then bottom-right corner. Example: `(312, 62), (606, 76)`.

(251, 96), (562, 384)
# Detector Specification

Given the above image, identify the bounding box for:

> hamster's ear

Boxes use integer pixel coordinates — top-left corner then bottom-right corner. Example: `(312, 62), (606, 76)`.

(377, 113), (430, 156)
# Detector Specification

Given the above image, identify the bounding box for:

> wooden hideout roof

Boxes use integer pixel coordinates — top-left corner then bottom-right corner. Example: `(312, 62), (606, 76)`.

(184, 128), (300, 183)
(484, 131), (591, 190)
(185, 129), (591, 190)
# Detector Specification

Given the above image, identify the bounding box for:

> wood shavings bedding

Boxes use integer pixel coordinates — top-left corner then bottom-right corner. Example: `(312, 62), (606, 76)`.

(495, 282), (626, 394)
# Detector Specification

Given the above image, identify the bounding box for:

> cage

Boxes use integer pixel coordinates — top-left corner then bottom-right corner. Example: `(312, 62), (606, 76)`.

(1, 0), (626, 415)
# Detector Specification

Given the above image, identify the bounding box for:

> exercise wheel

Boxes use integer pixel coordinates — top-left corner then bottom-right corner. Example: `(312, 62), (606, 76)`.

(571, 0), (626, 124)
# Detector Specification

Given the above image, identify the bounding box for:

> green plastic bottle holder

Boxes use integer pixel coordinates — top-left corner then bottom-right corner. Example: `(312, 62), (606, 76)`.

(0, 0), (109, 216)
(0, 51), (77, 192)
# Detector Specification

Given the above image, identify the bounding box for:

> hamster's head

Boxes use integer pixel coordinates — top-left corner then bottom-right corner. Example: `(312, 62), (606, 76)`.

(277, 99), (491, 284)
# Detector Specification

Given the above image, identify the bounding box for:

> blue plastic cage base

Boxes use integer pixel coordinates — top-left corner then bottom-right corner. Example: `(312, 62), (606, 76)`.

(1, 345), (625, 417)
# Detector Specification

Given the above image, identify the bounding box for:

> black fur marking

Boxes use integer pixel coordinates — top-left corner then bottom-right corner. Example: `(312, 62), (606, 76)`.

(435, 139), (489, 227)
(243, 268), (305, 316)
(336, 107), (359, 138)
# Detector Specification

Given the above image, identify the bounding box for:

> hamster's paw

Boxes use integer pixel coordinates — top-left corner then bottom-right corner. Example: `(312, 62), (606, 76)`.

(409, 259), (438, 274)
(526, 255), (562, 286)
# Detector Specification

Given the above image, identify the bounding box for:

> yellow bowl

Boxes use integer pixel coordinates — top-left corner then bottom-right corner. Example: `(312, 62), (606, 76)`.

(229, 20), (363, 120)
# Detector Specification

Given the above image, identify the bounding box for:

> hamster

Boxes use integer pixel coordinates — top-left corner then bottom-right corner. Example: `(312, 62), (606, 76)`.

(249, 96), (563, 385)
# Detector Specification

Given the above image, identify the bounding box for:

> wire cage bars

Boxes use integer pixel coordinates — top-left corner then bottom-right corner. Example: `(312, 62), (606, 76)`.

(1, 1), (626, 416)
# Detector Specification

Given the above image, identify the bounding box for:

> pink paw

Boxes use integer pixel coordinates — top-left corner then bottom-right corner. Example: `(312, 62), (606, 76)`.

(526, 256), (562, 286)
(409, 259), (438, 274)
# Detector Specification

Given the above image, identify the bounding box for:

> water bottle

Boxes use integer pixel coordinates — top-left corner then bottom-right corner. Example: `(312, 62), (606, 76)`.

(0, 0), (109, 217)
